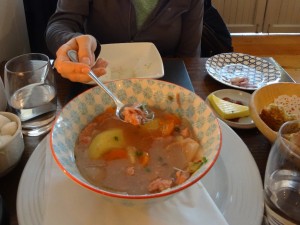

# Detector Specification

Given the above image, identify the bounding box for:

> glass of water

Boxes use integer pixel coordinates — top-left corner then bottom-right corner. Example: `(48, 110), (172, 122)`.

(264, 120), (300, 225)
(4, 53), (57, 136)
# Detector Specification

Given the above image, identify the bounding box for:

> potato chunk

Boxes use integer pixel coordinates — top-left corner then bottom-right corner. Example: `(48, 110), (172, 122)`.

(88, 128), (125, 159)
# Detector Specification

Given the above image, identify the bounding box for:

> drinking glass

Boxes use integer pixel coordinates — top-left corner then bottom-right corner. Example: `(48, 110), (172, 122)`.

(264, 120), (300, 225)
(4, 53), (57, 136)
(0, 76), (7, 111)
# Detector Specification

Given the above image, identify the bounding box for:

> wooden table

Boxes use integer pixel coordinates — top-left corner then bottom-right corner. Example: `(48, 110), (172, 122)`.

(0, 57), (294, 225)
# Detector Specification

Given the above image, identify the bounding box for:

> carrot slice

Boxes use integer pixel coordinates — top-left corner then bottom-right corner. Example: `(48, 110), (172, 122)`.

(102, 148), (128, 161)
(159, 113), (181, 136)
(139, 152), (150, 167)
(164, 114), (181, 125)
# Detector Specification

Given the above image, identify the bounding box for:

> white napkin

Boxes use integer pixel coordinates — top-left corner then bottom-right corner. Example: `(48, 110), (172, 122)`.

(43, 138), (229, 225)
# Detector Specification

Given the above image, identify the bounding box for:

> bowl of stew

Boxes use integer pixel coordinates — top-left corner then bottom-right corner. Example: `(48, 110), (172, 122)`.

(50, 78), (222, 205)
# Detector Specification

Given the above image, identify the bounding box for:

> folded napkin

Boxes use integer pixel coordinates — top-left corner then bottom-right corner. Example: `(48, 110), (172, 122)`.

(43, 137), (229, 225)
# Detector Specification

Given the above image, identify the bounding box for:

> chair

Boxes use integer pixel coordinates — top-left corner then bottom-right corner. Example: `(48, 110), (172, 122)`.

(201, 0), (233, 57)
(23, 0), (58, 56)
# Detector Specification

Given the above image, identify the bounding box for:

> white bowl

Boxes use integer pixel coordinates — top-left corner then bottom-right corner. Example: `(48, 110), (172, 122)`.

(88, 42), (164, 84)
(0, 112), (24, 177)
(50, 79), (222, 205)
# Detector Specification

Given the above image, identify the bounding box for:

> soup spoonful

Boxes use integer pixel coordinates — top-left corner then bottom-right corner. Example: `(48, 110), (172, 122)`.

(67, 50), (154, 125)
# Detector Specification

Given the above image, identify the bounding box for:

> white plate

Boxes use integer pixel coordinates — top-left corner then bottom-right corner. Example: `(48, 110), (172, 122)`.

(205, 53), (281, 90)
(16, 121), (264, 225)
(89, 42), (164, 84)
(206, 89), (256, 129)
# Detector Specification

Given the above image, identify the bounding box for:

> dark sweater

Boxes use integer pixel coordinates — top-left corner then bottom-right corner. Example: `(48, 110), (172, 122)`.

(46, 0), (204, 57)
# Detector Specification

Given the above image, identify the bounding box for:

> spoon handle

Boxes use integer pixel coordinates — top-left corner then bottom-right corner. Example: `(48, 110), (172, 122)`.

(67, 50), (124, 107)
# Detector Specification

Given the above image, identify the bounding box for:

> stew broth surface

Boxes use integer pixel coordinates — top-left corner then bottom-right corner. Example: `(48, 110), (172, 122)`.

(75, 107), (205, 195)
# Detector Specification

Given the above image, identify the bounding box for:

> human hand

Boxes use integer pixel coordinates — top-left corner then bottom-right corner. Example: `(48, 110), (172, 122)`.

(54, 34), (108, 83)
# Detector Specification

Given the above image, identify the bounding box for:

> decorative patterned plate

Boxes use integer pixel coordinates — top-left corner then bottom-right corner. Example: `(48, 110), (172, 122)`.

(205, 53), (281, 90)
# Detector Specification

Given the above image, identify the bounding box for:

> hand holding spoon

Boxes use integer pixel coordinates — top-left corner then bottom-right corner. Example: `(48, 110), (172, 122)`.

(67, 50), (154, 125)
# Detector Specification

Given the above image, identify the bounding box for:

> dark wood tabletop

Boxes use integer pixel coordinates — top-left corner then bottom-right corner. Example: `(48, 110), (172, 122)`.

(0, 57), (294, 225)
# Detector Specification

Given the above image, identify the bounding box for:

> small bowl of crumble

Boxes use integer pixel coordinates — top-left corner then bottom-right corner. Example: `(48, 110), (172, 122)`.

(249, 82), (300, 143)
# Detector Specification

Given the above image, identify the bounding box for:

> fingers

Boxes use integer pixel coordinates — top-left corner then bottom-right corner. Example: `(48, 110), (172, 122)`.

(91, 58), (108, 77)
(55, 35), (99, 83)
(94, 58), (108, 68)
(55, 60), (92, 83)
(76, 35), (97, 66)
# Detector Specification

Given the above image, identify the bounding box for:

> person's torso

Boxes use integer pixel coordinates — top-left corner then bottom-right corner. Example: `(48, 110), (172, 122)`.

(85, 0), (192, 56)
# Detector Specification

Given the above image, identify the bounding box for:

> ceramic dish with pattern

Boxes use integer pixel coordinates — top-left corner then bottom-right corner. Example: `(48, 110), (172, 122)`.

(206, 89), (256, 129)
(205, 53), (281, 90)
(50, 78), (222, 205)
(88, 42), (164, 84)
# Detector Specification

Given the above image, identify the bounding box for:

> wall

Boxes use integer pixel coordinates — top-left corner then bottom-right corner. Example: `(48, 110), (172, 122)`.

(212, 0), (300, 33)
(0, 0), (30, 62)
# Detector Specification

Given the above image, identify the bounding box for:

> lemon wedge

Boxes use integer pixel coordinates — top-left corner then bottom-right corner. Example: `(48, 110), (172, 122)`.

(208, 94), (250, 120)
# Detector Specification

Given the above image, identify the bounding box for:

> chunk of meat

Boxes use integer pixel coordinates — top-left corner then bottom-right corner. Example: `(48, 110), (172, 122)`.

(230, 77), (249, 87)
(78, 122), (98, 145)
(126, 166), (135, 176)
(166, 137), (202, 162)
(180, 127), (190, 138)
(122, 104), (147, 126)
(175, 170), (190, 185)
(148, 178), (173, 193)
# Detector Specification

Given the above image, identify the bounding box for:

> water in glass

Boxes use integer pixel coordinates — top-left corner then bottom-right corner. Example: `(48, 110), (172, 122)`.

(4, 53), (57, 136)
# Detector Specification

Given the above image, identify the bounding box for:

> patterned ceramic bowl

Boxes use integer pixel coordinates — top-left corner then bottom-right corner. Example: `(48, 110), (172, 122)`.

(50, 79), (221, 205)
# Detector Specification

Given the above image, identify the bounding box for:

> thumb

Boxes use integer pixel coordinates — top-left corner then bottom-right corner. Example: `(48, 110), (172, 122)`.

(76, 35), (97, 66)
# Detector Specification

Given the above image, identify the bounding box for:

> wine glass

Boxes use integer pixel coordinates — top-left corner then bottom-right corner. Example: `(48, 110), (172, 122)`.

(264, 120), (300, 224)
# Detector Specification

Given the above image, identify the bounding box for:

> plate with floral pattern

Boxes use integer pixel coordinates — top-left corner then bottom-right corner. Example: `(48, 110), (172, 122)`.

(205, 53), (281, 90)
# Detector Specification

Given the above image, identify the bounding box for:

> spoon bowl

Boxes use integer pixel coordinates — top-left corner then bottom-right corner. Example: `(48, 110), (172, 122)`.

(67, 50), (154, 124)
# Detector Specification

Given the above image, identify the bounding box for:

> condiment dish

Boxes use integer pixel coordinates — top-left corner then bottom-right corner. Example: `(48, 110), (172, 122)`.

(206, 89), (255, 129)
(0, 112), (24, 177)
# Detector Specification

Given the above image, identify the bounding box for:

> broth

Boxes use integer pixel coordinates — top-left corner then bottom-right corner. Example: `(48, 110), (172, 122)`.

(74, 107), (206, 195)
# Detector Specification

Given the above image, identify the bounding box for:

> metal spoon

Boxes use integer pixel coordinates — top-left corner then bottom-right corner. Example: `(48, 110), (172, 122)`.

(67, 50), (154, 124)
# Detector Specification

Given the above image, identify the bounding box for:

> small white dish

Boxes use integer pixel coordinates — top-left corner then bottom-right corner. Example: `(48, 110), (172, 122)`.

(206, 89), (256, 129)
(89, 42), (164, 84)
(0, 112), (24, 177)
(205, 53), (281, 91)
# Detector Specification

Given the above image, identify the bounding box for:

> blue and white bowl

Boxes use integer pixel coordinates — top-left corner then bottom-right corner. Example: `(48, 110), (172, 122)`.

(50, 78), (222, 205)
